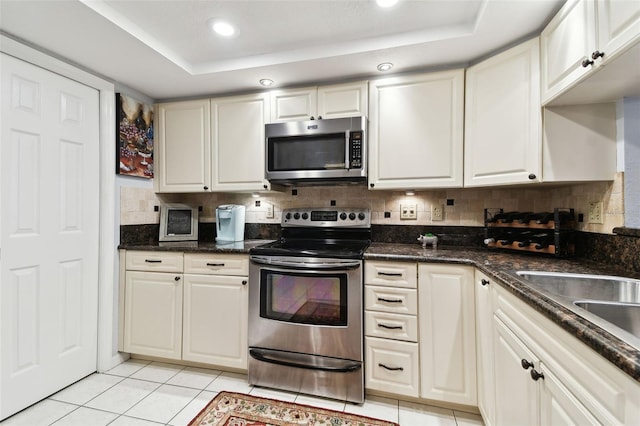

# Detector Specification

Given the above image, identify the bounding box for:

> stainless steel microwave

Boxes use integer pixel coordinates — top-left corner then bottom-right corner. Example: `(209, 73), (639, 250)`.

(265, 116), (366, 185)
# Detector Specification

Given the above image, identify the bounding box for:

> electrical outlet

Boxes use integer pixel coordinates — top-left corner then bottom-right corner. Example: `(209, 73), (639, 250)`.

(432, 204), (444, 221)
(265, 202), (274, 219)
(400, 203), (417, 220)
(588, 201), (603, 224)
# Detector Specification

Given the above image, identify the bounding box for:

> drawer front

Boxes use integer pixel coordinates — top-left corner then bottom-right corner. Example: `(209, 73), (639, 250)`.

(365, 337), (419, 397)
(365, 285), (417, 315)
(125, 251), (183, 273)
(184, 253), (249, 276)
(365, 261), (417, 288)
(365, 311), (418, 342)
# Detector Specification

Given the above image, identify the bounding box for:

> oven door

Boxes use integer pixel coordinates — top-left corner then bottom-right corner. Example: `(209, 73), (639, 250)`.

(248, 256), (363, 361)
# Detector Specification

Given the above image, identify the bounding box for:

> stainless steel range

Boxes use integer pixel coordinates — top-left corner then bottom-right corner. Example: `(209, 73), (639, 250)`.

(248, 207), (370, 404)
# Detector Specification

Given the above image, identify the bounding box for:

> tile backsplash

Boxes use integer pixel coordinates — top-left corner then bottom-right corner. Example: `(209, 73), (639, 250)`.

(120, 172), (624, 234)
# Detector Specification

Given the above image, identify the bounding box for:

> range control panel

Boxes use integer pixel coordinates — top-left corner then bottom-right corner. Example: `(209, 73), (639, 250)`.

(282, 207), (370, 228)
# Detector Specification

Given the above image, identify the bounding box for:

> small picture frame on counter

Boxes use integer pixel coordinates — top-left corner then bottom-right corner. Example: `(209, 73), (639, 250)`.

(159, 203), (198, 242)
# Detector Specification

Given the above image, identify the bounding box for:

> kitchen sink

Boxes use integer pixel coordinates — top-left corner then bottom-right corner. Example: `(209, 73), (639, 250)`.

(573, 301), (640, 338)
(514, 271), (640, 348)
(515, 271), (640, 304)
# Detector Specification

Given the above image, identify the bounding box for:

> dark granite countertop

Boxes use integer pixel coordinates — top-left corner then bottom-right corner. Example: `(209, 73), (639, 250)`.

(118, 239), (274, 253)
(118, 239), (640, 383)
(366, 242), (640, 384)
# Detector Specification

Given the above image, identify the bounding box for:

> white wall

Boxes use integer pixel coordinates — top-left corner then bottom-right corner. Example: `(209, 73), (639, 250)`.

(623, 97), (640, 228)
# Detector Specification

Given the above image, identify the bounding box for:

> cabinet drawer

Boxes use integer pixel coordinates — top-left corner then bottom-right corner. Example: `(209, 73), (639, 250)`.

(365, 285), (417, 315)
(125, 251), (183, 273)
(184, 253), (249, 276)
(365, 261), (417, 288)
(365, 337), (419, 397)
(365, 311), (417, 342)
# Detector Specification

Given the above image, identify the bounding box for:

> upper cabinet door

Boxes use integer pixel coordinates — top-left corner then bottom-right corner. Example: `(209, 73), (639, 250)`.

(155, 99), (211, 193)
(269, 87), (318, 122)
(465, 38), (542, 187)
(368, 70), (464, 190)
(597, 0), (640, 58)
(317, 81), (368, 119)
(541, 0), (597, 104)
(210, 93), (271, 192)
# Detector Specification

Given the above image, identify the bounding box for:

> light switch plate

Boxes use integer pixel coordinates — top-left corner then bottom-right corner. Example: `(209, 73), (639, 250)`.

(400, 203), (417, 220)
(265, 202), (274, 219)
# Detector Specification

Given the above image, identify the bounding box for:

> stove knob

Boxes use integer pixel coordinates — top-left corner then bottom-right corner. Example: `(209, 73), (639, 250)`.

(358, 212), (366, 221)
(302, 212), (309, 220)
(339, 212), (347, 220)
(349, 212), (356, 220)
(293, 212), (300, 220)
(285, 212), (292, 220)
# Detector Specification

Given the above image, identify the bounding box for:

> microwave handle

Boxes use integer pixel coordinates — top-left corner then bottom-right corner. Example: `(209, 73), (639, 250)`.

(345, 130), (351, 169)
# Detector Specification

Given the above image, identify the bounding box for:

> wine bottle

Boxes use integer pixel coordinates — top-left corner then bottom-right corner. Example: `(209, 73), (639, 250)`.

(529, 233), (555, 249)
(518, 232), (546, 247)
(487, 211), (517, 223)
(534, 212), (555, 224)
(501, 211), (533, 223)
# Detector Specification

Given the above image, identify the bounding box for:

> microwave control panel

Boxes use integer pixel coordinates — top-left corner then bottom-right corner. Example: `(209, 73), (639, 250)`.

(349, 131), (363, 169)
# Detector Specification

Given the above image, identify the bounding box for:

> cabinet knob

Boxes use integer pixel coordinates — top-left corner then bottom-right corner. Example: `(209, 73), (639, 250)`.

(263, 184), (268, 189)
(174, 276), (181, 281)
(370, 183), (375, 188)
(581, 58), (594, 68)
(591, 50), (605, 60)
(481, 279), (490, 286)
(318, 115), (322, 120)
(242, 280), (247, 285)
(204, 186), (209, 190)
(310, 116), (315, 120)
(521, 358), (534, 370)
(528, 173), (536, 180)
(530, 369), (545, 381)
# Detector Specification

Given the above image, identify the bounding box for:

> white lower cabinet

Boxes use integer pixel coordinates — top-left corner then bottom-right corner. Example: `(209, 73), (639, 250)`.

(490, 277), (640, 425)
(123, 251), (184, 359)
(474, 270), (496, 425)
(365, 337), (420, 397)
(364, 261), (419, 397)
(122, 251), (248, 370)
(182, 274), (248, 369)
(418, 264), (477, 406)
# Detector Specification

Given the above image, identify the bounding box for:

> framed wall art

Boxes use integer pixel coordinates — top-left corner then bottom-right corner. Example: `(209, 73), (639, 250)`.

(116, 93), (154, 178)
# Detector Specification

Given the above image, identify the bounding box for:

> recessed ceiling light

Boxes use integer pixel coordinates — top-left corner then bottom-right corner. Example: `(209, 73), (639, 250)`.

(377, 62), (394, 72)
(377, 0), (399, 8)
(405, 191), (415, 196)
(211, 20), (236, 37)
(259, 79), (274, 87)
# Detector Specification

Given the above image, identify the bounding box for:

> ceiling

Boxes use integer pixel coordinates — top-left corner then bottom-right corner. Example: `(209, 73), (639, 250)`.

(0, 0), (565, 100)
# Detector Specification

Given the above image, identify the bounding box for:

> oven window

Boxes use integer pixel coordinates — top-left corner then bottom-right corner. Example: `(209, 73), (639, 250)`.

(268, 134), (346, 171)
(260, 269), (348, 326)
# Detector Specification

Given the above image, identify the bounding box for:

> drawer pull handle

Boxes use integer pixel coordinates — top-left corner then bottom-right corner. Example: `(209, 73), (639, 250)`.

(530, 369), (545, 381)
(378, 363), (403, 371)
(206, 263), (225, 267)
(378, 323), (403, 330)
(378, 272), (402, 277)
(145, 259), (162, 263)
(174, 276), (180, 281)
(378, 297), (403, 303)
(521, 359), (534, 370)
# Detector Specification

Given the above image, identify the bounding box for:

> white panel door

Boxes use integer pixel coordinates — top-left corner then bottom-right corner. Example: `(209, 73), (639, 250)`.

(1, 53), (100, 420)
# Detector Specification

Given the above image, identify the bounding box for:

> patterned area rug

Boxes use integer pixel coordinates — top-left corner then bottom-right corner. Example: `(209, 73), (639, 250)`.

(188, 391), (399, 426)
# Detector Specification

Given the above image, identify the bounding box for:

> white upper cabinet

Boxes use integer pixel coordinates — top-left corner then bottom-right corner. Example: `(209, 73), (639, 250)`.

(541, 0), (640, 105)
(210, 92), (272, 192)
(465, 38), (542, 187)
(368, 70), (464, 190)
(269, 81), (368, 122)
(155, 99), (211, 193)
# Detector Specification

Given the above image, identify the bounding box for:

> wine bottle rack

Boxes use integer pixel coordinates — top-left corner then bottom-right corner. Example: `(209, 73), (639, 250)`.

(484, 208), (576, 257)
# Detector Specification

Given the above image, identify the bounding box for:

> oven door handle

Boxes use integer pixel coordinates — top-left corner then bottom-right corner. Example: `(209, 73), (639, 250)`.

(250, 256), (361, 270)
(249, 348), (361, 373)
